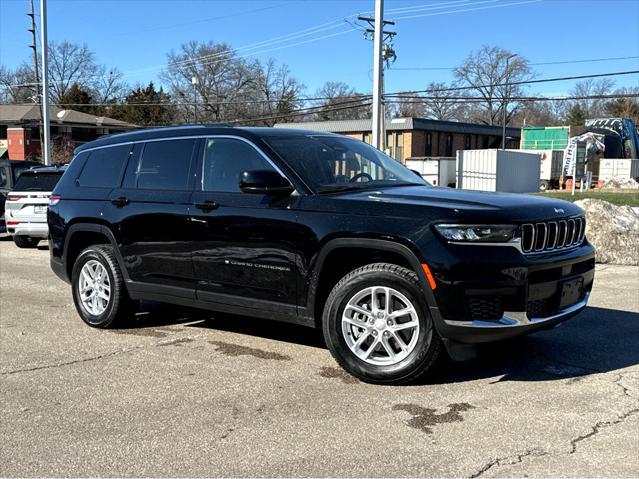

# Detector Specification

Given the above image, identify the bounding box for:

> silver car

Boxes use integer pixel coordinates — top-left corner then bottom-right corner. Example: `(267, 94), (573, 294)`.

(5, 166), (65, 248)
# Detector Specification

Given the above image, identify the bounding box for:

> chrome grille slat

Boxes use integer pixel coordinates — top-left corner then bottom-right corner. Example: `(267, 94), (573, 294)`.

(521, 216), (584, 255)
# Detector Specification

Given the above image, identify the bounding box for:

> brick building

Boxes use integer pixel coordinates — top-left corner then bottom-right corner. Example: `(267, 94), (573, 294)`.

(0, 105), (135, 161)
(276, 117), (521, 162)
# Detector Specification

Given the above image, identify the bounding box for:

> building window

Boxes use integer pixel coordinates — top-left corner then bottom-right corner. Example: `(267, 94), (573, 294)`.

(385, 132), (393, 157)
(482, 136), (489, 148)
(464, 134), (471, 149)
(445, 135), (453, 157)
(395, 132), (403, 161)
(363, 133), (371, 144)
(425, 132), (432, 156)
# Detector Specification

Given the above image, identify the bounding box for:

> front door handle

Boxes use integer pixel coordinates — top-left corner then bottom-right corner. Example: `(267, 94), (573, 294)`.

(111, 197), (130, 207)
(194, 200), (219, 212)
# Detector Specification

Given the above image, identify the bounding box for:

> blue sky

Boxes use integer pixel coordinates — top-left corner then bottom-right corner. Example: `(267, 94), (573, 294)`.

(1, 0), (638, 97)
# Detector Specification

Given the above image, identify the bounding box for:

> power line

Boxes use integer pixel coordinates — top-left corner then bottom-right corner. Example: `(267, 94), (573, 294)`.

(392, 0), (541, 20)
(384, 70), (639, 96)
(393, 55), (639, 71)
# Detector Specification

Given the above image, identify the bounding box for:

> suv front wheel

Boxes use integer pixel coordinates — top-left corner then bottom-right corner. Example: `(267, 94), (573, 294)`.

(71, 245), (135, 328)
(322, 263), (443, 385)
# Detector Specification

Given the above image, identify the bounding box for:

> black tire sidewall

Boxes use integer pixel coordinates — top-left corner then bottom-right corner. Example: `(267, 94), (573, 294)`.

(71, 247), (121, 328)
(323, 267), (439, 384)
(14, 236), (39, 248)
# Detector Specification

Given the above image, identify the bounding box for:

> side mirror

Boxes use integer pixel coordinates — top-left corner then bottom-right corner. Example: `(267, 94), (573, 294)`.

(239, 170), (294, 196)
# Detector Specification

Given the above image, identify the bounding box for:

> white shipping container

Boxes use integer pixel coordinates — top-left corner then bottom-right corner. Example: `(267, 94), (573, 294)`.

(516, 149), (563, 181)
(456, 149), (541, 193)
(598, 158), (639, 182)
(405, 158), (456, 187)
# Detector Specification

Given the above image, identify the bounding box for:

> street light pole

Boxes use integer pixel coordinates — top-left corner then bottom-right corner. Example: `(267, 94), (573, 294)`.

(39, 0), (51, 165)
(502, 53), (517, 150)
(191, 76), (199, 123)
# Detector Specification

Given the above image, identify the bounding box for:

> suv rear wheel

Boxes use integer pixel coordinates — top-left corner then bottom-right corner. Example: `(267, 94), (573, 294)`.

(71, 245), (135, 328)
(13, 236), (39, 248)
(322, 263), (443, 385)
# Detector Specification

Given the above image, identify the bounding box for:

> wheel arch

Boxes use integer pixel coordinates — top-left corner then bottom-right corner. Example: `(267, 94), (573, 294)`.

(64, 223), (130, 282)
(306, 238), (437, 326)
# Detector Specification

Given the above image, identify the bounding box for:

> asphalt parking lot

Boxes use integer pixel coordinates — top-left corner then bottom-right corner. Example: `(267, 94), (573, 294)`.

(1, 238), (638, 477)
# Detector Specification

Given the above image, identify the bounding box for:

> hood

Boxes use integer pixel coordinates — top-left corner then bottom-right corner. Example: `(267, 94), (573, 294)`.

(327, 185), (583, 223)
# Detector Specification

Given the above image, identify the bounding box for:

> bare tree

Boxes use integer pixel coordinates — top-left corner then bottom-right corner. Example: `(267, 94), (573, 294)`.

(47, 41), (100, 103)
(312, 81), (370, 121)
(389, 92), (426, 118)
(247, 59), (305, 125)
(94, 67), (127, 105)
(0, 64), (38, 103)
(569, 78), (615, 119)
(511, 100), (562, 127)
(605, 86), (639, 124)
(422, 82), (464, 121)
(454, 46), (532, 125)
(160, 41), (257, 123)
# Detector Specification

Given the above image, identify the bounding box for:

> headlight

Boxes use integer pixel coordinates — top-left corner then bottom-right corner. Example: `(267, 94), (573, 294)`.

(434, 224), (519, 243)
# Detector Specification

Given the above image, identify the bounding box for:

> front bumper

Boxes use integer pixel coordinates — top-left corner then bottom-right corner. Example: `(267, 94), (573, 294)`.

(427, 242), (595, 344)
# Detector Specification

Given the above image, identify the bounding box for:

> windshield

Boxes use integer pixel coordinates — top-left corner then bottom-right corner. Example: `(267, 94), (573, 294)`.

(13, 172), (63, 192)
(264, 135), (427, 193)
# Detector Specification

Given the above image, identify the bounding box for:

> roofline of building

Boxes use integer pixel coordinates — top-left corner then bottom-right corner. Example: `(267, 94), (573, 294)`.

(275, 117), (521, 137)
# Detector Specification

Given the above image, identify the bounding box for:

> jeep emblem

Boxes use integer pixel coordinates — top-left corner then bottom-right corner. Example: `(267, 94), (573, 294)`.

(554, 207), (565, 214)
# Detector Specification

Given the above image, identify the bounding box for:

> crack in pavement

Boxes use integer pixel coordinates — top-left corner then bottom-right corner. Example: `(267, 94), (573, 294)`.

(469, 448), (548, 478)
(569, 407), (639, 454)
(1, 347), (141, 375)
(1, 333), (206, 375)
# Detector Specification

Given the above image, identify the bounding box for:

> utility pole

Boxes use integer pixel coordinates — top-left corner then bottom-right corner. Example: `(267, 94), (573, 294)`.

(27, 0), (40, 97)
(358, 1), (396, 152)
(39, 0), (51, 165)
(370, 0), (384, 150)
(28, 0), (45, 161)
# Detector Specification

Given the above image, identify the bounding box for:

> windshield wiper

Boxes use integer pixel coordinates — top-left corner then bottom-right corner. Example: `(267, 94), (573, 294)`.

(317, 184), (373, 194)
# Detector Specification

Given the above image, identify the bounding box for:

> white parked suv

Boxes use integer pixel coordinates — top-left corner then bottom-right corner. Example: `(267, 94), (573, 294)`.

(5, 165), (66, 248)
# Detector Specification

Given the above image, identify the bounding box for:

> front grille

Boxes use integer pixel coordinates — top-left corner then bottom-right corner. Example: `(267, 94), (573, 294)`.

(467, 297), (503, 321)
(521, 217), (585, 254)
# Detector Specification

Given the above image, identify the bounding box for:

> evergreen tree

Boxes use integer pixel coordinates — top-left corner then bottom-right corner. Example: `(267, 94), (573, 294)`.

(112, 82), (174, 126)
(567, 104), (586, 126)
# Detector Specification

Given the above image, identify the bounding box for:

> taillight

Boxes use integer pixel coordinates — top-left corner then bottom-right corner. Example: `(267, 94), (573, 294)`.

(6, 221), (20, 226)
(7, 194), (23, 201)
(49, 195), (61, 206)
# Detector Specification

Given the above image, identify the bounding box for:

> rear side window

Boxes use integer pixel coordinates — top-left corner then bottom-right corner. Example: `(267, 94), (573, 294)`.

(77, 145), (131, 188)
(13, 172), (63, 191)
(135, 139), (197, 190)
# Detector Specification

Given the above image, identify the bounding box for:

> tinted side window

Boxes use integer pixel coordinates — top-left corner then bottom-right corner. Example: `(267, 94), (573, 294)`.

(136, 139), (197, 190)
(77, 145), (131, 188)
(202, 138), (274, 193)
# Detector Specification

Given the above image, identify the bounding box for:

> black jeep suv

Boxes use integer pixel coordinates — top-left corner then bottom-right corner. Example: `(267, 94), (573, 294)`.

(48, 125), (595, 384)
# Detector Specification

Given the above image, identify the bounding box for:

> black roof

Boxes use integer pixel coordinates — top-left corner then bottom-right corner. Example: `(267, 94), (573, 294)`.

(75, 124), (340, 153)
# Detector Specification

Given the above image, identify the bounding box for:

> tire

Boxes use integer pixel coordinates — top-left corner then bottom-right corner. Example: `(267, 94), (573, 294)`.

(71, 245), (134, 328)
(13, 236), (40, 248)
(322, 263), (443, 385)
(539, 180), (549, 192)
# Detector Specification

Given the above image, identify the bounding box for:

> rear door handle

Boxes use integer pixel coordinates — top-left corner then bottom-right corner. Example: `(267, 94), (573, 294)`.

(194, 200), (219, 212)
(111, 197), (130, 207)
